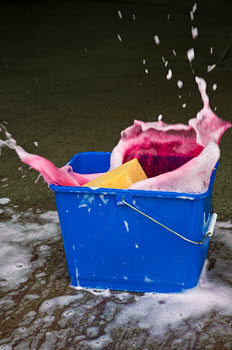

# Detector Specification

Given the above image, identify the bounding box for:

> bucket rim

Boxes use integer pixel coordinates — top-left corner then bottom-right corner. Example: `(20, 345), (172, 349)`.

(50, 166), (218, 200)
(49, 152), (218, 200)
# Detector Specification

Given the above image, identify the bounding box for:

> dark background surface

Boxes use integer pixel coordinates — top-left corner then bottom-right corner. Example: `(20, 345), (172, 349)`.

(0, 0), (231, 219)
(0, 2), (232, 349)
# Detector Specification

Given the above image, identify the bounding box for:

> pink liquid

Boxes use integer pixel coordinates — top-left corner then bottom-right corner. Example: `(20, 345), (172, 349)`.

(0, 77), (231, 193)
(0, 130), (102, 187)
(110, 77), (231, 193)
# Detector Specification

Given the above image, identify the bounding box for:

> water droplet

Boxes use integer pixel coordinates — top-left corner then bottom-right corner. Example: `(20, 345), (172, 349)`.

(117, 34), (122, 42)
(187, 48), (195, 63)
(212, 84), (217, 91)
(154, 35), (160, 45)
(191, 27), (198, 39)
(117, 10), (122, 19)
(207, 64), (216, 73)
(166, 69), (172, 80)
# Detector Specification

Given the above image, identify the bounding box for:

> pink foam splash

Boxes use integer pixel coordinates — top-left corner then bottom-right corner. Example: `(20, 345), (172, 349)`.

(110, 119), (204, 178)
(188, 77), (231, 147)
(16, 147), (101, 187)
(110, 77), (231, 193)
(0, 77), (231, 193)
(130, 142), (220, 193)
(0, 128), (101, 187)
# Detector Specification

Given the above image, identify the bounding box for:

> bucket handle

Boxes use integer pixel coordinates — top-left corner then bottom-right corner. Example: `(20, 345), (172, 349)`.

(122, 199), (217, 245)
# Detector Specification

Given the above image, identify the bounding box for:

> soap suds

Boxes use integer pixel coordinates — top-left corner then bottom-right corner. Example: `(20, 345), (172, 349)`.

(177, 80), (183, 89)
(110, 77), (231, 193)
(154, 35), (160, 45)
(124, 220), (129, 232)
(117, 34), (122, 42)
(191, 26), (198, 39)
(0, 210), (60, 291)
(207, 64), (216, 72)
(0, 210), (231, 349)
(212, 83), (217, 91)
(117, 10), (122, 19)
(187, 48), (195, 63)
(0, 198), (10, 205)
(99, 194), (108, 205)
(166, 69), (172, 80)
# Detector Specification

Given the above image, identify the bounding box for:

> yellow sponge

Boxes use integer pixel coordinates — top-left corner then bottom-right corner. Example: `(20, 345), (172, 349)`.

(82, 158), (147, 189)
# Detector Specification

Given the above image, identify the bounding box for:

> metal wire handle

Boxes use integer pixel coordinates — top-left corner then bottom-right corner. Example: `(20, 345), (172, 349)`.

(122, 199), (217, 245)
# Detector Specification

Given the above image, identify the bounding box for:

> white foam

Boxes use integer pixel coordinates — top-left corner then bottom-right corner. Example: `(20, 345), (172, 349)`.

(216, 221), (232, 229)
(110, 279), (231, 336)
(124, 220), (129, 232)
(187, 48), (195, 62)
(154, 35), (160, 45)
(73, 286), (111, 297)
(0, 197), (10, 205)
(191, 26), (198, 39)
(102, 255), (232, 342)
(144, 276), (154, 283)
(117, 10), (122, 19)
(166, 69), (172, 80)
(39, 295), (82, 313)
(0, 210), (60, 291)
(192, 3), (197, 13)
(117, 34), (122, 42)
(86, 326), (99, 338)
(177, 196), (194, 200)
(190, 2), (197, 20)
(99, 194), (108, 205)
(177, 80), (183, 89)
(207, 64), (216, 72)
(212, 83), (217, 91)
(79, 204), (87, 208)
(80, 334), (113, 349)
(1, 214), (232, 348)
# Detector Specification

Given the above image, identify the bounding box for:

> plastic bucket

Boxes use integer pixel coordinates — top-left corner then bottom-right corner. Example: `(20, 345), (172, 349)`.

(50, 152), (218, 293)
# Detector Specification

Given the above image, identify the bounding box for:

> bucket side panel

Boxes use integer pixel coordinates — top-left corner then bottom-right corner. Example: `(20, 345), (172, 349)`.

(54, 190), (209, 293)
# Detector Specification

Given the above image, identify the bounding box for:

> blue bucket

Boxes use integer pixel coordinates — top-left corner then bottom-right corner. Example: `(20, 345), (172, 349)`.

(50, 152), (218, 293)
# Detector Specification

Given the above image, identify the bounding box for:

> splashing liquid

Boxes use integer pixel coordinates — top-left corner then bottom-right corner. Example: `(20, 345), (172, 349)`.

(110, 77), (231, 193)
(0, 77), (231, 193)
(0, 126), (102, 187)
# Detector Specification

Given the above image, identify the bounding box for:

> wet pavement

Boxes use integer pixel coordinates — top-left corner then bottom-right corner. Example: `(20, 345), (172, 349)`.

(0, 0), (232, 349)
(0, 208), (232, 349)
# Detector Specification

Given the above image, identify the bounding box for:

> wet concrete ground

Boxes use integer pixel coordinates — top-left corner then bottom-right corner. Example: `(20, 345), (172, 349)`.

(0, 0), (232, 349)
(0, 208), (232, 349)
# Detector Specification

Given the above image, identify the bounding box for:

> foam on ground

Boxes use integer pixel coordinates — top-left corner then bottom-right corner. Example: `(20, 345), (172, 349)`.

(0, 210), (231, 349)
